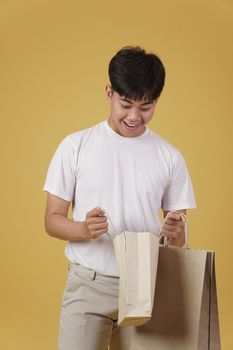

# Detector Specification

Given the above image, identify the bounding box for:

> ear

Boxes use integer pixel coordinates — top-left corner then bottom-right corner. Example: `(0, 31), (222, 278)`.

(105, 84), (113, 101)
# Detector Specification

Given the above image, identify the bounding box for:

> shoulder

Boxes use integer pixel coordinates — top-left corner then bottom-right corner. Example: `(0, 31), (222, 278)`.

(148, 129), (183, 161)
(60, 121), (105, 150)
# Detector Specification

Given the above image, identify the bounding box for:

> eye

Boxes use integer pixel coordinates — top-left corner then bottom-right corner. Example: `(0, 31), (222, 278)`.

(121, 104), (131, 109)
(141, 107), (150, 111)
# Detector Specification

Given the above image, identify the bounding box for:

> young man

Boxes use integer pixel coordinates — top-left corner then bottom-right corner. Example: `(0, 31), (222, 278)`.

(43, 46), (196, 350)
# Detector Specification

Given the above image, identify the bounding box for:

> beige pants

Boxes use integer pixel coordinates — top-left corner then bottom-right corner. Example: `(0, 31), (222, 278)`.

(58, 262), (131, 350)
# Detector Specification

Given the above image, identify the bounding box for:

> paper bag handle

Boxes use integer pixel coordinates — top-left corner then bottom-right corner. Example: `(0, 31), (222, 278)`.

(105, 210), (188, 248)
(159, 212), (188, 249)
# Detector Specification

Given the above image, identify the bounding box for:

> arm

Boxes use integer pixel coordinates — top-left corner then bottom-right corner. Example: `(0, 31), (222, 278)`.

(161, 209), (187, 247)
(44, 193), (108, 241)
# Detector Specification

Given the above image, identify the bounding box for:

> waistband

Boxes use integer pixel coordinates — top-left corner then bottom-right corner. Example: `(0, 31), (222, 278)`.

(69, 262), (119, 283)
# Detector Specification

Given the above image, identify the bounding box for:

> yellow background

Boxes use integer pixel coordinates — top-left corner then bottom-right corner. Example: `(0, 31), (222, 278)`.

(0, 0), (232, 349)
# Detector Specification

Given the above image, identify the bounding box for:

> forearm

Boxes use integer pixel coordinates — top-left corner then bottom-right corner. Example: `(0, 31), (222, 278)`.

(45, 213), (87, 241)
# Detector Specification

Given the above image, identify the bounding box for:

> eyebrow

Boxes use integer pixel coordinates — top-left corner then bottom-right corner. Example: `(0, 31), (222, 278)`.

(120, 97), (153, 106)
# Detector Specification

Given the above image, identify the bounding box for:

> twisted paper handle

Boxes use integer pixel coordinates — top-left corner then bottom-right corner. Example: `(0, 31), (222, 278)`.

(159, 211), (188, 249)
(105, 210), (188, 248)
(104, 212), (117, 239)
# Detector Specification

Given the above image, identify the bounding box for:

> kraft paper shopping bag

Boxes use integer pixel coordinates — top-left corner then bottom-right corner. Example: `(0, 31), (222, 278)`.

(113, 231), (160, 326)
(129, 246), (221, 350)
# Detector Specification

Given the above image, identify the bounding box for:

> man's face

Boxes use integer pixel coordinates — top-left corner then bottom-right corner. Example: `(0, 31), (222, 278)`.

(106, 84), (157, 138)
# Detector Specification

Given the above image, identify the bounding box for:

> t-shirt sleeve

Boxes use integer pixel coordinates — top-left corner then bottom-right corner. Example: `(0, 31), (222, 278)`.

(162, 151), (197, 211)
(43, 136), (77, 201)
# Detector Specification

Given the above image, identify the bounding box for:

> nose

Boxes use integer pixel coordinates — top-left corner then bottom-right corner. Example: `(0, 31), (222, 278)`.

(127, 109), (140, 122)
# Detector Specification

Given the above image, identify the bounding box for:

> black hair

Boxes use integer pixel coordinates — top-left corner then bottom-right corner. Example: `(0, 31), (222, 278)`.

(108, 46), (165, 102)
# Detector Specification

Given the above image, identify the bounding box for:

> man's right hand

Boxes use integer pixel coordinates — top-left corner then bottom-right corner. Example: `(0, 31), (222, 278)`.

(83, 207), (108, 239)
(44, 194), (108, 241)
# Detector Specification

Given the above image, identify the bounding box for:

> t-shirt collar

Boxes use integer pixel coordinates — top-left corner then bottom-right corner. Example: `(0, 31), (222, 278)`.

(103, 120), (150, 143)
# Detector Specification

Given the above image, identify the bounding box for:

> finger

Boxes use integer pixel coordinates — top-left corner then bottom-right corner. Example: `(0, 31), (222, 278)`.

(89, 222), (108, 232)
(166, 212), (181, 221)
(165, 217), (184, 228)
(161, 229), (178, 240)
(163, 223), (183, 234)
(162, 223), (177, 232)
(163, 221), (181, 233)
(87, 207), (105, 217)
(87, 216), (108, 226)
(91, 228), (108, 239)
(97, 209), (106, 217)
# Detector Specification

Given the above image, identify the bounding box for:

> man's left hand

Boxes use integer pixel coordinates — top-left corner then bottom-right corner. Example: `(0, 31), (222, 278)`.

(161, 211), (185, 247)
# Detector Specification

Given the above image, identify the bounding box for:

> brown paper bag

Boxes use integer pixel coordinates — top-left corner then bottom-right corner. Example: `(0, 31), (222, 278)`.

(113, 231), (160, 326)
(129, 246), (221, 350)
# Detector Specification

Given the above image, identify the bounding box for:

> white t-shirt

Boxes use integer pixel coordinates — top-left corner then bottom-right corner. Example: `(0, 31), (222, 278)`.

(43, 120), (196, 276)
